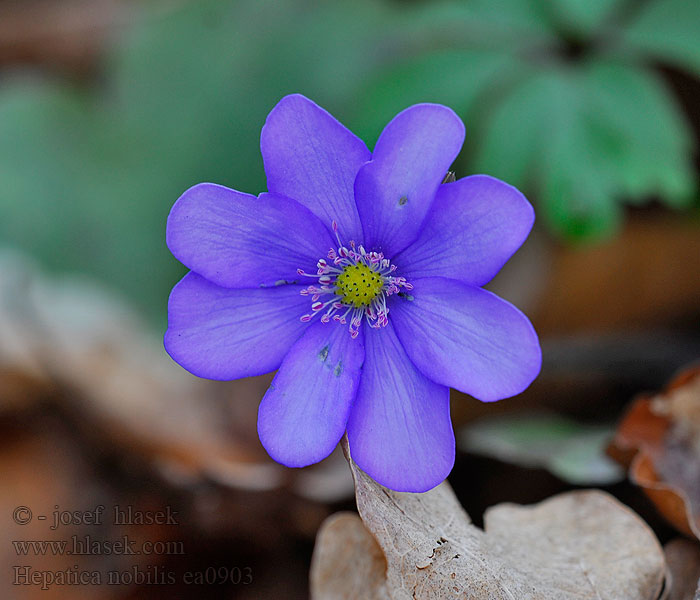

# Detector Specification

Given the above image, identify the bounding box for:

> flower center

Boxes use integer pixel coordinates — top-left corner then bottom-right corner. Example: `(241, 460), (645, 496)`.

(335, 263), (383, 308)
(297, 221), (413, 338)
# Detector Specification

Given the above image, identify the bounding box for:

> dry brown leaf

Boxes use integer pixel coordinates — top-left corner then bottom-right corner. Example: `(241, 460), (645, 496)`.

(0, 251), (283, 491)
(0, 250), (351, 505)
(664, 539), (700, 600)
(311, 512), (390, 600)
(612, 365), (700, 539)
(0, 416), (186, 600)
(311, 444), (666, 599)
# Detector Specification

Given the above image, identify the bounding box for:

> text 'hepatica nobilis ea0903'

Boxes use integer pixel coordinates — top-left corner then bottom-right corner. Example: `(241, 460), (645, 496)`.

(164, 94), (541, 493)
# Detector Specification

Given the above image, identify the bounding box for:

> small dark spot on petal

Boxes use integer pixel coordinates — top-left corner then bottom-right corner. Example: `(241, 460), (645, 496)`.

(398, 195), (408, 206)
(318, 345), (330, 362)
(333, 361), (343, 377)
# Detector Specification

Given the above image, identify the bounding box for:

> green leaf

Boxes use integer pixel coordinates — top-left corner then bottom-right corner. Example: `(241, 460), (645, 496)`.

(582, 61), (695, 206)
(353, 49), (526, 148)
(0, 0), (399, 324)
(471, 70), (617, 238)
(542, 0), (623, 38)
(0, 79), (188, 325)
(537, 71), (624, 239)
(1, 0), (698, 314)
(459, 413), (625, 485)
(472, 61), (695, 240)
(621, 0), (700, 77)
(393, 0), (556, 49)
(471, 71), (556, 187)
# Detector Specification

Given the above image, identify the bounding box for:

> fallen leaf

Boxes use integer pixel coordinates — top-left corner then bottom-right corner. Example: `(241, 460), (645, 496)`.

(0, 415), (182, 600)
(664, 538), (700, 600)
(0, 250), (351, 505)
(612, 365), (700, 539)
(311, 512), (390, 600)
(311, 442), (666, 599)
(22, 258), (283, 491)
(0, 251), (346, 593)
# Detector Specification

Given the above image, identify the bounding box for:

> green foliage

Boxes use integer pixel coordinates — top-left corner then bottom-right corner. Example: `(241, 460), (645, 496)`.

(622, 0), (700, 76)
(460, 413), (624, 485)
(359, 0), (698, 240)
(0, 0), (697, 321)
(542, 0), (623, 37)
(470, 62), (694, 237)
(0, 0), (395, 323)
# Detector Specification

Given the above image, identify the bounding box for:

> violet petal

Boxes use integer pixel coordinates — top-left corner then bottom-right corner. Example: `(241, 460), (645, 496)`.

(258, 321), (364, 467)
(167, 184), (334, 288)
(391, 276), (541, 402)
(355, 104), (464, 257)
(261, 94), (370, 241)
(165, 272), (309, 379)
(394, 175), (534, 286)
(347, 323), (454, 493)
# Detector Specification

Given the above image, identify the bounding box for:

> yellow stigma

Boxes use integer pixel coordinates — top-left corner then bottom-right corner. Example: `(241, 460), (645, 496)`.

(335, 263), (383, 308)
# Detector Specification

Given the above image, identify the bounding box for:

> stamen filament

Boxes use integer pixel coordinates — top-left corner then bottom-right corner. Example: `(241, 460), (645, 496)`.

(298, 223), (412, 337)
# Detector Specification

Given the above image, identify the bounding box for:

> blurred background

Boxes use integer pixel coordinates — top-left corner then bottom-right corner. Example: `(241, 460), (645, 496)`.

(0, 0), (699, 598)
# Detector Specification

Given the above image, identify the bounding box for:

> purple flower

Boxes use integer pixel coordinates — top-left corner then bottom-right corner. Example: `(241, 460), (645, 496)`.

(164, 94), (541, 492)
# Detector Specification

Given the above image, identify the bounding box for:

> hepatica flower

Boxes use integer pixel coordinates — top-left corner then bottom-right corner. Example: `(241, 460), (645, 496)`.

(165, 94), (541, 492)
